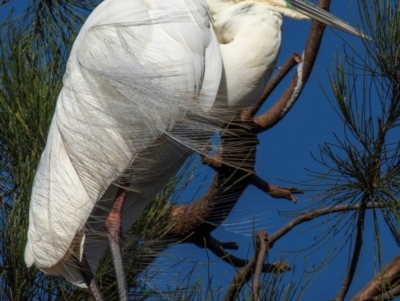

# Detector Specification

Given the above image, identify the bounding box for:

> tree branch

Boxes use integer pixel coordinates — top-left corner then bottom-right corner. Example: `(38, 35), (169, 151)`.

(250, 173), (302, 203)
(371, 286), (400, 301)
(253, 231), (269, 301)
(202, 233), (290, 273)
(242, 52), (302, 119)
(251, 0), (330, 133)
(351, 254), (400, 301)
(222, 230), (261, 301)
(268, 202), (385, 246)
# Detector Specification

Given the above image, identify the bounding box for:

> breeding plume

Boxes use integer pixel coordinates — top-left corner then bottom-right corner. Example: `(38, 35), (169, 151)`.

(24, 0), (364, 299)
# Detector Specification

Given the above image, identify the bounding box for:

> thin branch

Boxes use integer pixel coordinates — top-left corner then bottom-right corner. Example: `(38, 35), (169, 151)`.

(222, 232), (260, 301)
(253, 231), (269, 301)
(334, 198), (367, 301)
(250, 173), (302, 202)
(221, 230), (291, 301)
(203, 234), (290, 273)
(242, 52), (302, 119)
(268, 202), (385, 246)
(251, 0), (331, 133)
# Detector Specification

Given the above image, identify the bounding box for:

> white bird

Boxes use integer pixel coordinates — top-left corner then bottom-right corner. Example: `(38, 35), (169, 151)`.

(24, 0), (363, 299)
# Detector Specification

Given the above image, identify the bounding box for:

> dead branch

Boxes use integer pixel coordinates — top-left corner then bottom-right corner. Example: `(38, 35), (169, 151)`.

(370, 286), (400, 301)
(351, 254), (400, 301)
(268, 202), (385, 246)
(253, 231), (269, 301)
(251, 0), (331, 133)
(221, 230), (290, 301)
(200, 234), (290, 273)
(222, 230), (261, 301)
(250, 173), (302, 203)
(242, 52), (302, 119)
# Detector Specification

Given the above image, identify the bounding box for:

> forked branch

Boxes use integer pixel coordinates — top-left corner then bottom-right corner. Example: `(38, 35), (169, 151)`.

(127, 0), (333, 296)
(249, 0), (331, 133)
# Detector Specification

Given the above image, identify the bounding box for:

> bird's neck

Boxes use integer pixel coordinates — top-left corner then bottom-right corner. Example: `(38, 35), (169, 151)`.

(206, 0), (234, 17)
(206, 0), (309, 20)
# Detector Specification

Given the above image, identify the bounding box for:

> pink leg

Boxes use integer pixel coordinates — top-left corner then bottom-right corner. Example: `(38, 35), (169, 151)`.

(104, 185), (129, 301)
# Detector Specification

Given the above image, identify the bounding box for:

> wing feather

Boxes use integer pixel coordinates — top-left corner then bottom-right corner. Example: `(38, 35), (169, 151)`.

(25, 0), (222, 285)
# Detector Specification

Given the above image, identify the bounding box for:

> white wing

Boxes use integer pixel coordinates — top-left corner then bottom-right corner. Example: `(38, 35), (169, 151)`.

(24, 0), (222, 286)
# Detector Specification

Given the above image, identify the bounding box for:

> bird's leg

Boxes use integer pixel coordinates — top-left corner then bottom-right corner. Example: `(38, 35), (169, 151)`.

(79, 253), (105, 301)
(104, 182), (130, 301)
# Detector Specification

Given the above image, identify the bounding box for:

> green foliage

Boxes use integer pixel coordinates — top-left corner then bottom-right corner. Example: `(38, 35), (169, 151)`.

(297, 0), (400, 298)
(0, 1), (100, 299)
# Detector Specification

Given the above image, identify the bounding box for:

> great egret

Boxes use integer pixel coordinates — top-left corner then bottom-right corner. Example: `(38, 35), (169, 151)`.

(24, 0), (364, 299)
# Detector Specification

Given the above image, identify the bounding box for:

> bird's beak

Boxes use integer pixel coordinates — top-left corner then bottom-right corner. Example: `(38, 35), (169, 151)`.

(287, 0), (369, 39)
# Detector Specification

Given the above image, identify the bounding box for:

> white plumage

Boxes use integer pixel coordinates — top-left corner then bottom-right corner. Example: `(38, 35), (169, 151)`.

(24, 0), (364, 291)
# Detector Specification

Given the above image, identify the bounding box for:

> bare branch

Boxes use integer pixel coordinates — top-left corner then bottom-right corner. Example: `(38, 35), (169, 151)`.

(242, 52), (302, 119)
(250, 173), (302, 203)
(268, 202), (385, 246)
(202, 234), (290, 273)
(251, 0), (330, 133)
(371, 286), (400, 301)
(351, 254), (400, 301)
(222, 231), (260, 301)
(253, 231), (269, 301)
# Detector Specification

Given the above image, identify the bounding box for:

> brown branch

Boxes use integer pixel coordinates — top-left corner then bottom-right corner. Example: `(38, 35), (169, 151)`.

(201, 148), (223, 170)
(201, 153), (223, 169)
(250, 173), (302, 203)
(251, 0), (331, 133)
(203, 234), (290, 273)
(221, 230), (291, 301)
(253, 231), (269, 301)
(351, 254), (400, 301)
(268, 202), (385, 246)
(371, 286), (400, 301)
(222, 257), (256, 301)
(242, 52), (302, 119)
(222, 230), (261, 301)
(125, 0), (330, 288)
(334, 199), (367, 301)
(131, 202), (382, 283)
(163, 0), (331, 245)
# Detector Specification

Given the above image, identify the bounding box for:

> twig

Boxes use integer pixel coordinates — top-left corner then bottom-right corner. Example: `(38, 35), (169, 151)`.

(221, 230), (290, 301)
(250, 173), (302, 202)
(222, 232), (260, 301)
(253, 231), (269, 301)
(204, 234), (290, 273)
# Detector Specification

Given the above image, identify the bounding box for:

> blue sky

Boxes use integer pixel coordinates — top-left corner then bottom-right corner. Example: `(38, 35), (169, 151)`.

(1, 0), (398, 300)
